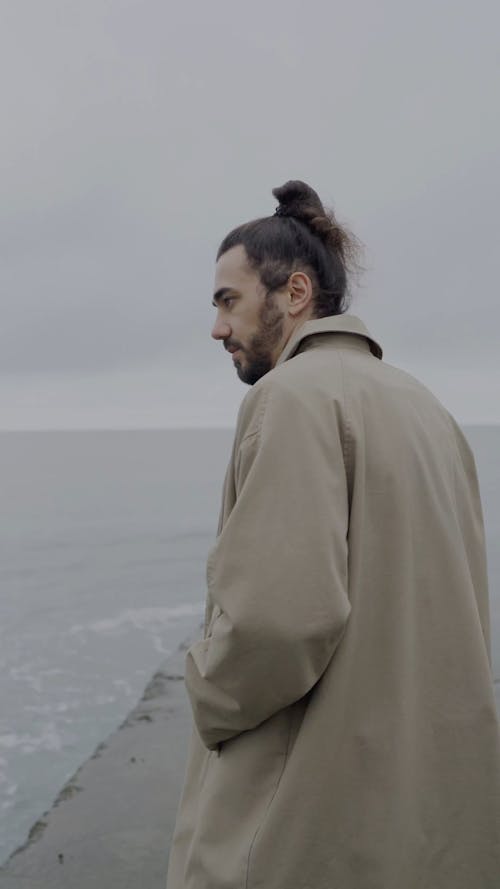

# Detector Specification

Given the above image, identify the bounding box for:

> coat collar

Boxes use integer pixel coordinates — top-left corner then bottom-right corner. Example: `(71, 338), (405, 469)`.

(275, 313), (383, 365)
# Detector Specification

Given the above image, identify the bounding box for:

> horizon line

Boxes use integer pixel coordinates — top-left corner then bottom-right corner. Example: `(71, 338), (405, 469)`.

(0, 422), (499, 433)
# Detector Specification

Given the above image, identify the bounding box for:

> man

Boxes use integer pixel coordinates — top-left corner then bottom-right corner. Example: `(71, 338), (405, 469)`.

(166, 181), (500, 889)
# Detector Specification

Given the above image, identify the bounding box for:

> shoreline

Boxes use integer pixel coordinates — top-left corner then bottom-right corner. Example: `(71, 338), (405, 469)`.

(0, 625), (201, 889)
(1, 618), (498, 889)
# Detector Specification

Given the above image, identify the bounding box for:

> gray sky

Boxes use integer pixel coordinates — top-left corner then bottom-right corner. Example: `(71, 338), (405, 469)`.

(1, 0), (499, 428)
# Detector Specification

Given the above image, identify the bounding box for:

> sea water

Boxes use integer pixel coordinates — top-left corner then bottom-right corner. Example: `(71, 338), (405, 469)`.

(0, 426), (498, 865)
(0, 428), (234, 864)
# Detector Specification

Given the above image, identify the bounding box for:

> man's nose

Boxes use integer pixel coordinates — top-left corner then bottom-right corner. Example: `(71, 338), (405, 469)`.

(211, 314), (231, 341)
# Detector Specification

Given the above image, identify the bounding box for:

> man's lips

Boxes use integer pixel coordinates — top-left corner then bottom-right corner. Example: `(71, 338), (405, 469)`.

(226, 346), (241, 355)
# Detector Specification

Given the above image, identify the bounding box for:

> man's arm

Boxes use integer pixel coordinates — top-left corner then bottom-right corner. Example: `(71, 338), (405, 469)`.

(185, 377), (351, 750)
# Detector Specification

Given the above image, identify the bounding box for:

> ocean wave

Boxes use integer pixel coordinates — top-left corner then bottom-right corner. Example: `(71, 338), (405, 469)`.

(67, 602), (204, 637)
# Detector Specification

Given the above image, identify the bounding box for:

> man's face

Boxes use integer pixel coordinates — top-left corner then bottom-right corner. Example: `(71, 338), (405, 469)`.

(211, 245), (286, 385)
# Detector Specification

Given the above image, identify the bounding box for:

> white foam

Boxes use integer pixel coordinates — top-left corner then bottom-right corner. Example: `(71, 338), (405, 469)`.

(152, 635), (171, 655)
(111, 679), (135, 695)
(95, 694), (116, 705)
(9, 664), (43, 693)
(0, 723), (63, 754)
(1, 783), (18, 809)
(23, 699), (78, 715)
(0, 734), (23, 751)
(68, 602), (204, 637)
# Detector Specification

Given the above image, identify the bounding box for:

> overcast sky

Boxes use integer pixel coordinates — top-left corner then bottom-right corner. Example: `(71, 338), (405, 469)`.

(1, 0), (498, 428)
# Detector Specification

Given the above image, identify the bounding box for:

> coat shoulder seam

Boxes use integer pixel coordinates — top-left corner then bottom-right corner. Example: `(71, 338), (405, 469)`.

(239, 382), (272, 448)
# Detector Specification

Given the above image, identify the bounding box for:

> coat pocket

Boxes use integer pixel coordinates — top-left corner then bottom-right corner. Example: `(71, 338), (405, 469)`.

(193, 705), (294, 884)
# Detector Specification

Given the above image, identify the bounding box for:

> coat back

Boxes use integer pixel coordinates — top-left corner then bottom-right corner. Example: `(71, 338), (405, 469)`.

(166, 314), (500, 889)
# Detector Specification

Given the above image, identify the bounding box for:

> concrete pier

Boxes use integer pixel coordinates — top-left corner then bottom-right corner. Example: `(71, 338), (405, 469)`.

(0, 628), (200, 889)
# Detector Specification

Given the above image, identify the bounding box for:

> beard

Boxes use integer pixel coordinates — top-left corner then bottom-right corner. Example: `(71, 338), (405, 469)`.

(233, 296), (285, 386)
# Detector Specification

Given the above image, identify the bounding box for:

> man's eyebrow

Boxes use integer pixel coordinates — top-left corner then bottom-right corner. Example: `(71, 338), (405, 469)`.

(212, 287), (237, 307)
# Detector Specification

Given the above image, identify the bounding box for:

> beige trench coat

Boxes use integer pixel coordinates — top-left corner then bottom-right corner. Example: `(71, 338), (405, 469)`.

(166, 314), (500, 889)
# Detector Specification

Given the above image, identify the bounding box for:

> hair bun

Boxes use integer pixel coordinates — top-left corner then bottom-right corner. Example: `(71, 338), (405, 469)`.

(272, 180), (324, 219)
(272, 179), (348, 257)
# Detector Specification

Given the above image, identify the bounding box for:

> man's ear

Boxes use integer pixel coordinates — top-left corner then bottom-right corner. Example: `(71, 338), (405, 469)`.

(287, 271), (314, 316)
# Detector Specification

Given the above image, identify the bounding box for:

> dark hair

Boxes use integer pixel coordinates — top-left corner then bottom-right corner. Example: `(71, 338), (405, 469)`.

(216, 180), (365, 316)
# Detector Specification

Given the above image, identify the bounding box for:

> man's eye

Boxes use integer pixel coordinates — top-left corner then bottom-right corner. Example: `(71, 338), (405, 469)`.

(223, 297), (235, 307)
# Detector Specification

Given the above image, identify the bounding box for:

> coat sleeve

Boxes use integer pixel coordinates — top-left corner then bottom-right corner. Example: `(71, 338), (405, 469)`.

(185, 377), (352, 750)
